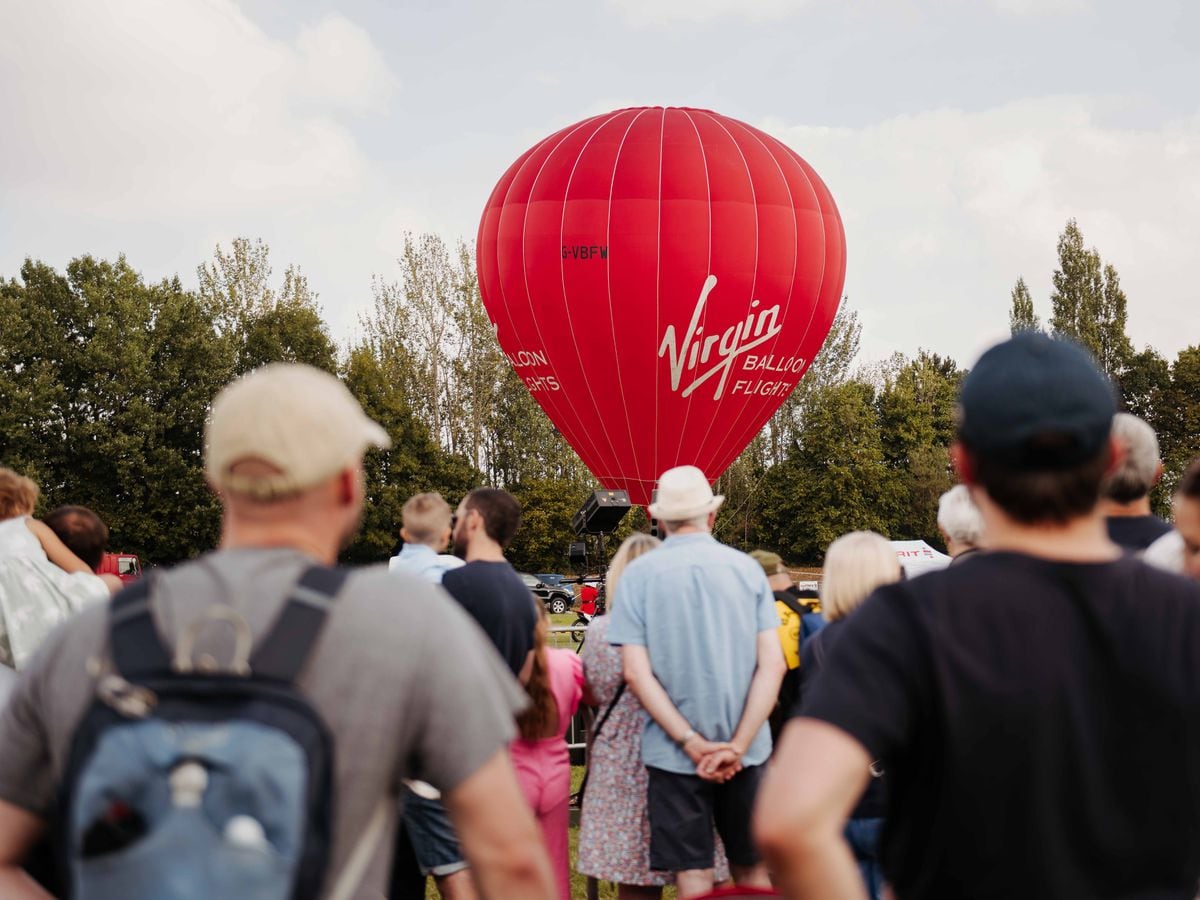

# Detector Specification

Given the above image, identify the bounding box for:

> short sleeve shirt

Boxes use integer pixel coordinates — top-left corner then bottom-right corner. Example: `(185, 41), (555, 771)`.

(800, 551), (1200, 899)
(0, 548), (527, 898)
(607, 532), (779, 773)
(441, 560), (538, 677)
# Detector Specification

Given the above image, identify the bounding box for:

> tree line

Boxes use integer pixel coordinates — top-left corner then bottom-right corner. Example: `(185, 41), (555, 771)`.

(2, 222), (1196, 571)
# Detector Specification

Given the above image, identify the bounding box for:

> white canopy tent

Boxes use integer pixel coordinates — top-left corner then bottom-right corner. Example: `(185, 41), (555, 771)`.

(891, 540), (952, 578)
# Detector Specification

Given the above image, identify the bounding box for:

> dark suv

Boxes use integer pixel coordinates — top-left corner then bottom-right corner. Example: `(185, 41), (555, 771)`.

(520, 573), (575, 615)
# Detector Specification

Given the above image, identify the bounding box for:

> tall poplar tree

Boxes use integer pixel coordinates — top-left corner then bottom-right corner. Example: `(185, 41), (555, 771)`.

(1048, 219), (1132, 378)
(1009, 277), (1040, 334)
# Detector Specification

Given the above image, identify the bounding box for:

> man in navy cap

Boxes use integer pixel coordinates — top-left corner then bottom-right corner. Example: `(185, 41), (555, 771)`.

(756, 333), (1200, 900)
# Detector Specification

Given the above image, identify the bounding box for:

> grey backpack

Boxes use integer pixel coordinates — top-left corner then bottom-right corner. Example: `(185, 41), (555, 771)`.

(59, 566), (345, 900)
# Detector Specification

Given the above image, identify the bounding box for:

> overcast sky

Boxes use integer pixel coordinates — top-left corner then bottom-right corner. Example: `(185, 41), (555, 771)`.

(1, 0), (1196, 369)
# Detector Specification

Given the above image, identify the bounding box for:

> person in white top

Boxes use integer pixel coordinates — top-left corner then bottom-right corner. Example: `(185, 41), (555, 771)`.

(1145, 458), (1200, 580)
(0, 468), (118, 670)
(388, 491), (465, 584)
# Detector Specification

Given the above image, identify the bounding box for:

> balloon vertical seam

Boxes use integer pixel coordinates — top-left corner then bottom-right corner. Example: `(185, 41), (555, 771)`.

(670, 108), (712, 470)
(553, 111), (632, 477)
(604, 107), (652, 494)
(687, 110), (762, 475)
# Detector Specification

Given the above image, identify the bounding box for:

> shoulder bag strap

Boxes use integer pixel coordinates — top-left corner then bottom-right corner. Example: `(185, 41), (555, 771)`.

(573, 682), (627, 805)
(328, 795), (391, 900)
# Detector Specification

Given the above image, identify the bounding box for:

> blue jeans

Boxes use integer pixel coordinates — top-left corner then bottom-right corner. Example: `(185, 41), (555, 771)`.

(402, 790), (468, 877)
(844, 817), (884, 900)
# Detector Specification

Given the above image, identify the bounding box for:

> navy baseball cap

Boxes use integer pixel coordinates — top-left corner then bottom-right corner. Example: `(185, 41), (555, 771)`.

(958, 333), (1116, 470)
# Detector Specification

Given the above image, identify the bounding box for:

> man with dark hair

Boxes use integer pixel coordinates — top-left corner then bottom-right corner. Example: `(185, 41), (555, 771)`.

(403, 489), (539, 899)
(42, 506), (109, 571)
(756, 333), (1200, 900)
(442, 487), (536, 678)
(1102, 413), (1172, 549)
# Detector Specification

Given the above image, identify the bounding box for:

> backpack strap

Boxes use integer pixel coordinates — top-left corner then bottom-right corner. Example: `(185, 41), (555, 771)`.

(110, 577), (171, 680)
(109, 565), (348, 683)
(775, 591), (813, 618)
(251, 565), (348, 683)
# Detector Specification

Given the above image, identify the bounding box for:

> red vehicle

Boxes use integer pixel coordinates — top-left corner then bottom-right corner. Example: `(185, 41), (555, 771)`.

(98, 552), (143, 584)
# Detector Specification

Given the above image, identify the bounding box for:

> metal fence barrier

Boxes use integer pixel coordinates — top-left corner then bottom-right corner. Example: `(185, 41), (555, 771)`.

(548, 624), (592, 753)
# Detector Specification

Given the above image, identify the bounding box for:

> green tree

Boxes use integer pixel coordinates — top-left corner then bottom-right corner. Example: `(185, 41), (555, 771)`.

(1158, 346), (1200, 500)
(758, 380), (901, 563)
(876, 352), (962, 546)
(1049, 220), (1132, 378)
(340, 343), (478, 564)
(764, 302), (861, 465)
(0, 256), (234, 563)
(1009, 277), (1040, 334)
(199, 238), (335, 374)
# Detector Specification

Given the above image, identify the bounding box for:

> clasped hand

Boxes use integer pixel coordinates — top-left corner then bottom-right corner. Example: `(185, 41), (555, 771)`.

(684, 736), (743, 783)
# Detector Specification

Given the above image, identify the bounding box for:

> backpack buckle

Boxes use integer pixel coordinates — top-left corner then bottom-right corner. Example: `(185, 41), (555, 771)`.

(174, 605), (253, 676)
(96, 674), (158, 719)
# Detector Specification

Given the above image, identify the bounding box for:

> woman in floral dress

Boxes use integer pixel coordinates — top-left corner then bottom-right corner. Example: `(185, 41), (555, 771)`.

(577, 533), (729, 897)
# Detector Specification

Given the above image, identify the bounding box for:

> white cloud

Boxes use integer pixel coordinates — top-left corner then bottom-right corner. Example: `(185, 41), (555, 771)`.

(604, 0), (823, 27)
(606, 0), (1087, 27)
(0, 0), (397, 217)
(987, 0), (1089, 14)
(764, 96), (1200, 365)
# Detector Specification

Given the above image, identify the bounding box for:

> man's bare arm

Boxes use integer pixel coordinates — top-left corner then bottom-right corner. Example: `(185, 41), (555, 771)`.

(621, 644), (730, 768)
(0, 800), (50, 900)
(444, 749), (557, 900)
(731, 629), (787, 755)
(754, 718), (872, 899)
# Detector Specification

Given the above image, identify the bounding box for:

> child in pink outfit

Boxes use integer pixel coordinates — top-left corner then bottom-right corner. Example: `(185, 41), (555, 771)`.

(511, 631), (584, 900)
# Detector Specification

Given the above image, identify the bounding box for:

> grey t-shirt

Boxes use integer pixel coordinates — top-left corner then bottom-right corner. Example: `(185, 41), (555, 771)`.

(0, 548), (526, 897)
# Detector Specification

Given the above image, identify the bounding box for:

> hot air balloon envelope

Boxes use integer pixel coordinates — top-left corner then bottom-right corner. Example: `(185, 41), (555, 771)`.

(477, 106), (846, 506)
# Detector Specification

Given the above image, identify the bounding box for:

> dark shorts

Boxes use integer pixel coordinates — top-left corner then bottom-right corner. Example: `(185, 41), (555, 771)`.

(402, 790), (468, 877)
(646, 764), (764, 872)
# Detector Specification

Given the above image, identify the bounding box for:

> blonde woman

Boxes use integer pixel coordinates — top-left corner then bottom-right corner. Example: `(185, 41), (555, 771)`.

(577, 533), (730, 897)
(801, 530), (902, 900)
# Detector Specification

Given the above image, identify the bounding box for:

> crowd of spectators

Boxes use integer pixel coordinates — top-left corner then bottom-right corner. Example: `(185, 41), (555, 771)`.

(1, 331), (1200, 900)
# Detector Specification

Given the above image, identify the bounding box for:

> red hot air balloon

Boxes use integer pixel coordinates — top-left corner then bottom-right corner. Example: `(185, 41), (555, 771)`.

(477, 106), (845, 507)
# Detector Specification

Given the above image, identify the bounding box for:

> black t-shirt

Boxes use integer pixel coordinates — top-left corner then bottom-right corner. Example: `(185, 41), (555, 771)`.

(441, 560), (538, 677)
(1107, 515), (1173, 551)
(797, 619), (886, 821)
(801, 551), (1200, 900)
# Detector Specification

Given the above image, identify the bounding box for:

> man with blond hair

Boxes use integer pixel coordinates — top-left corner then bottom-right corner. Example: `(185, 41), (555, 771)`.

(0, 363), (555, 900)
(389, 491), (464, 583)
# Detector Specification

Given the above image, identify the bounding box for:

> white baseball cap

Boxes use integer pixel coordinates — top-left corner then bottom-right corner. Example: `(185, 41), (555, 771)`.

(205, 363), (391, 500)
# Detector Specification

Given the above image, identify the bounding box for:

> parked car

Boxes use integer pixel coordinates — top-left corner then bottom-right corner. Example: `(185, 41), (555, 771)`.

(535, 573), (567, 587)
(520, 573), (574, 615)
(98, 552), (143, 584)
